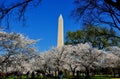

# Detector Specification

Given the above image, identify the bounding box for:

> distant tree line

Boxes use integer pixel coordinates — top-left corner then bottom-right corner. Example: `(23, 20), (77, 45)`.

(65, 25), (120, 49)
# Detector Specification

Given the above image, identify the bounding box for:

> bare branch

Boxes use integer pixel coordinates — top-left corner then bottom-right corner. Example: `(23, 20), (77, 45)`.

(0, 0), (41, 28)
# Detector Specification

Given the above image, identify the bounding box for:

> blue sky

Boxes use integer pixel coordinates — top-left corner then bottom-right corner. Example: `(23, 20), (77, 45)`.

(10, 0), (81, 52)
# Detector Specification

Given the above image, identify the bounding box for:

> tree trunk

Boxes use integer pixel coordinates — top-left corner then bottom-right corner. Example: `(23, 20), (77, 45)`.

(118, 68), (120, 78)
(85, 67), (90, 78)
(118, 70), (120, 78)
(55, 70), (57, 76)
(2, 65), (4, 73)
(76, 71), (80, 79)
(72, 71), (75, 76)
(112, 68), (116, 78)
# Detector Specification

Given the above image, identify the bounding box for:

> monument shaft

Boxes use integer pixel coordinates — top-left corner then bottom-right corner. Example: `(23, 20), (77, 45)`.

(57, 14), (64, 47)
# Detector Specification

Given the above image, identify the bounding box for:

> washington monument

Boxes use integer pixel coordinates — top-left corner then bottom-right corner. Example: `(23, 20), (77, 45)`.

(57, 14), (64, 47)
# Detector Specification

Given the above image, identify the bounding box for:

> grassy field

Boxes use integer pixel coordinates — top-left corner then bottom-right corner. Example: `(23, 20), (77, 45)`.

(0, 75), (120, 79)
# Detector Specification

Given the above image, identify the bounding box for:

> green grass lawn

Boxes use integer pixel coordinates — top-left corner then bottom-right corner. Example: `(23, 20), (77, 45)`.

(0, 75), (119, 79)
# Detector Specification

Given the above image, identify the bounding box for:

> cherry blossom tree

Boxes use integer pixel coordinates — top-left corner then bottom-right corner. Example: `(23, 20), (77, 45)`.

(104, 46), (120, 77)
(39, 47), (66, 76)
(64, 43), (104, 77)
(0, 30), (38, 72)
(38, 43), (105, 77)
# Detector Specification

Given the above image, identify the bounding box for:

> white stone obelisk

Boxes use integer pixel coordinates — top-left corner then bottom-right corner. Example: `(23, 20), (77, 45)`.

(57, 14), (64, 47)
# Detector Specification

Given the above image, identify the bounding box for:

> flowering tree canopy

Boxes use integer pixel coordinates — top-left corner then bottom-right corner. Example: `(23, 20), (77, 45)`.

(0, 30), (38, 72)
